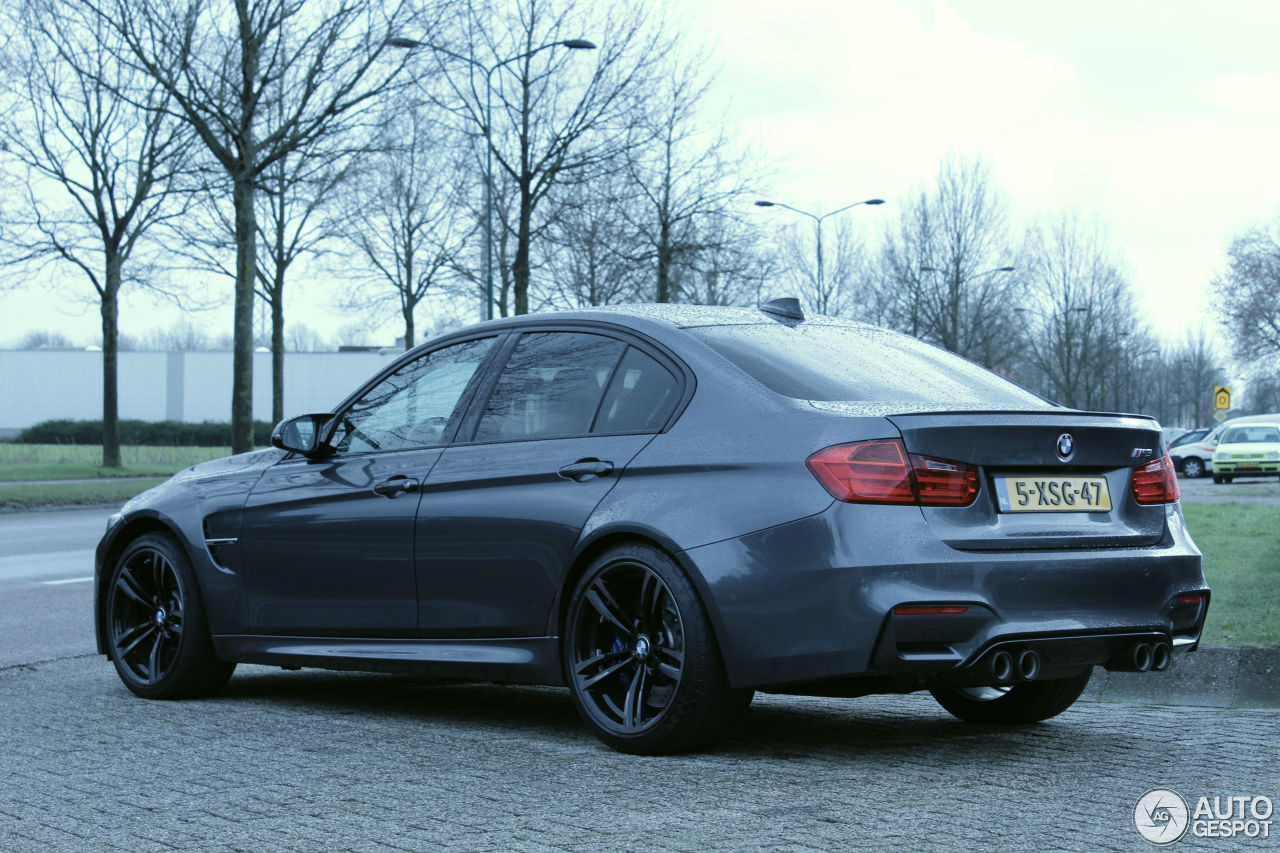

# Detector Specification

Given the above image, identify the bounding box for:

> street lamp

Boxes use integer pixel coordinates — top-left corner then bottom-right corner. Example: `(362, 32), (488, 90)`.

(387, 36), (597, 320)
(753, 198), (883, 313)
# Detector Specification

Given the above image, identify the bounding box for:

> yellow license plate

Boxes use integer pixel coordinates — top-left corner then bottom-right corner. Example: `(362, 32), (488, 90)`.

(995, 476), (1112, 512)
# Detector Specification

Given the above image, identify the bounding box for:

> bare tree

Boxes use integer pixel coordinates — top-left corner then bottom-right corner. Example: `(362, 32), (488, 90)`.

(256, 141), (353, 422)
(0, 0), (189, 466)
(1212, 218), (1280, 363)
(1020, 212), (1146, 409)
(677, 215), (772, 307)
(96, 0), (422, 451)
(16, 330), (77, 348)
(337, 104), (474, 349)
(419, 0), (665, 316)
(542, 171), (642, 308)
(872, 155), (1022, 368)
(775, 216), (868, 316)
(621, 50), (752, 304)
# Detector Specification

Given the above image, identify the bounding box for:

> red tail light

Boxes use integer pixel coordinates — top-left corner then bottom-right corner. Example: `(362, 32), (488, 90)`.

(806, 439), (978, 506)
(893, 605), (969, 615)
(1130, 451), (1180, 505)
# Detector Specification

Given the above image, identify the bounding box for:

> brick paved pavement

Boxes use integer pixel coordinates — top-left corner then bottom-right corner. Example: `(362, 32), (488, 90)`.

(2, 656), (1277, 852)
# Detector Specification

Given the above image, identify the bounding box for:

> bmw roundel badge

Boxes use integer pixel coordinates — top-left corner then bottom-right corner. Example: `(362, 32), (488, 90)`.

(1056, 433), (1075, 461)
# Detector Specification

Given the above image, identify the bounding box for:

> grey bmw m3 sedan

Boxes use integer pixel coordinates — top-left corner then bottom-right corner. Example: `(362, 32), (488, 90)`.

(96, 300), (1208, 754)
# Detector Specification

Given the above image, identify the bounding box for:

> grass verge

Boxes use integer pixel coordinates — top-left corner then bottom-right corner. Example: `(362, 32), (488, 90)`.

(0, 444), (228, 482)
(1183, 502), (1280, 647)
(0, 478), (170, 511)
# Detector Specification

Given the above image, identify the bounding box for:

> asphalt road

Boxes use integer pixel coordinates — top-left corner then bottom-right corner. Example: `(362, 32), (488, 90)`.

(0, 507), (109, 668)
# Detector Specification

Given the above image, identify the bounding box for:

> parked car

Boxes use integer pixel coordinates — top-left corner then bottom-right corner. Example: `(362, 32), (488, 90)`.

(1170, 428), (1214, 478)
(95, 301), (1208, 754)
(1211, 423), (1280, 483)
(1176, 413), (1280, 479)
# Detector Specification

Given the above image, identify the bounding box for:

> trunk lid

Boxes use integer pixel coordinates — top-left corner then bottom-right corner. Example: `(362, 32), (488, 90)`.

(888, 410), (1168, 551)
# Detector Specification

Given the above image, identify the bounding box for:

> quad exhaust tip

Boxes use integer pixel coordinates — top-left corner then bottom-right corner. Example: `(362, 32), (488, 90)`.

(1128, 641), (1172, 672)
(1017, 649), (1041, 681)
(989, 650), (1015, 682)
(987, 648), (1041, 682)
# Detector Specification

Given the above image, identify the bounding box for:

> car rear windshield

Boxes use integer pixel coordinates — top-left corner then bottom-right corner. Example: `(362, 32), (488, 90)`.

(685, 322), (1049, 407)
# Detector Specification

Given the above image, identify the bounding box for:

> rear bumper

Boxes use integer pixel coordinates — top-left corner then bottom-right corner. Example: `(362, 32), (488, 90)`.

(683, 502), (1207, 690)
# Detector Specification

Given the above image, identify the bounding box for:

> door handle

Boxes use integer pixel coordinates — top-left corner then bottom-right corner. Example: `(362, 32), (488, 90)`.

(557, 459), (615, 482)
(373, 476), (419, 498)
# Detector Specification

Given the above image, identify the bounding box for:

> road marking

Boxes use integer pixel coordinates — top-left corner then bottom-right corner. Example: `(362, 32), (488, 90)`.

(41, 577), (94, 586)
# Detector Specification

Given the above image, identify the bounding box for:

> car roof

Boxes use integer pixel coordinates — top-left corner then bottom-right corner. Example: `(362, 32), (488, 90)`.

(463, 303), (867, 334)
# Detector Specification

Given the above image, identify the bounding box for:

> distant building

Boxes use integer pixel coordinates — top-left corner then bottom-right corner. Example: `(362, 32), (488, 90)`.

(0, 349), (400, 438)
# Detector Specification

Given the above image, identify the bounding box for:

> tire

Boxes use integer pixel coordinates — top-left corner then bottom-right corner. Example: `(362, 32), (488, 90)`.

(1182, 457), (1204, 478)
(563, 543), (742, 754)
(104, 532), (235, 699)
(929, 669), (1092, 724)
(1213, 475), (1223, 484)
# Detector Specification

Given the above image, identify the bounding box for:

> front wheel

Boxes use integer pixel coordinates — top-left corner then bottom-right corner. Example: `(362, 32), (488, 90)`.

(1182, 457), (1204, 478)
(929, 669), (1092, 724)
(564, 543), (742, 754)
(105, 532), (235, 699)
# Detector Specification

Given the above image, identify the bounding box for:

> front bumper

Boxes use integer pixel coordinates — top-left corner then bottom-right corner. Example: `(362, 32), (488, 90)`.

(1213, 460), (1280, 475)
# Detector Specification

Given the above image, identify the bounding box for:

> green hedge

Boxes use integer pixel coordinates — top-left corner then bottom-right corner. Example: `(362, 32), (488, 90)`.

(16, 419), (274, 447)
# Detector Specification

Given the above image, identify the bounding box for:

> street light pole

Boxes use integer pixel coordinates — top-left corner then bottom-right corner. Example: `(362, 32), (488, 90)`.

(753, 198), (884, 313)
(386, 36), (596, 320)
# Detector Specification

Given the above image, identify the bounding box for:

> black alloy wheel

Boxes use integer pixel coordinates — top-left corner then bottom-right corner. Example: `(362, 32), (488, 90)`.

(929, 669), (1093, 724)
(565, 543), (744, 754)
(106, 533), (234, 699)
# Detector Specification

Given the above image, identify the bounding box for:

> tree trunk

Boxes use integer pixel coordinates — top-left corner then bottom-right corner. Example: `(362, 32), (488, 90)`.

(656, 221), (671, 303)
(100, 256), (122, 468)
(232, 172), (257, 452)
(403, 300), (415, 350)
(271, 280), (284, 425)
(513, 183), (533, 315)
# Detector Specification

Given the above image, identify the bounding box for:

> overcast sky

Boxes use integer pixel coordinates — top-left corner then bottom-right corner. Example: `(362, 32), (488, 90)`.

(4, 0), (1278, 348)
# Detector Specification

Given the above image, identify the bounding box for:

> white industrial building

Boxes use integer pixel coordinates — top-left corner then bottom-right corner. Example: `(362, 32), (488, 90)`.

(0, 349), (401, 438)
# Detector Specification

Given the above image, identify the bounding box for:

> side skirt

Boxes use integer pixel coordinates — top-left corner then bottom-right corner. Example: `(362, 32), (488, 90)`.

(213, 635), (565, 686)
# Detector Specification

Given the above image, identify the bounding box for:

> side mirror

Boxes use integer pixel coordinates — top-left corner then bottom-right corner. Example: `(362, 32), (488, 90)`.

(271, 413), (333, 457)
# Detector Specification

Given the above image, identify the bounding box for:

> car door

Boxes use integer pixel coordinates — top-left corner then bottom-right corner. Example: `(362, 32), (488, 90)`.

(237, 335), (499, 636)
(415, 330), (685, 638)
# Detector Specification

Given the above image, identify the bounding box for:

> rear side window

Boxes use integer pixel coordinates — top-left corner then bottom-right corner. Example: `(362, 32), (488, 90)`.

(596, 347), (680, 433)
(686, 323), (1047, 407)
(475, 332), (625, 441)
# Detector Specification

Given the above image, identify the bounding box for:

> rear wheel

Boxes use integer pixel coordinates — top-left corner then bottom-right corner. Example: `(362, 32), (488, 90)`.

(929, 669), (1092, 724)
(1182, 457), (1204, 478)
(105, 532), (234, 699)
(564, 543), (742, 754)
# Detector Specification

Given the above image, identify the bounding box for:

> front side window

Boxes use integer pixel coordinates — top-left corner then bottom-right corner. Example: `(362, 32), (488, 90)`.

(332, 337), (495, 454)
(474, 332), (626, 442)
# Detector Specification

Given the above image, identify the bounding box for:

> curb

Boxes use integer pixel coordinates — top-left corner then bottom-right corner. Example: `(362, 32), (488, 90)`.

(1079, 645), (1280, 709)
